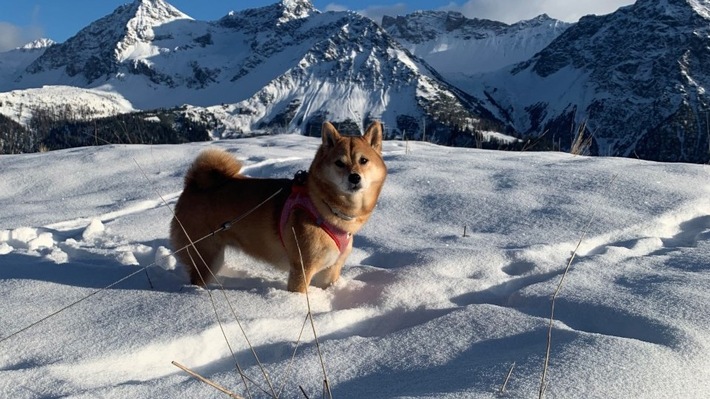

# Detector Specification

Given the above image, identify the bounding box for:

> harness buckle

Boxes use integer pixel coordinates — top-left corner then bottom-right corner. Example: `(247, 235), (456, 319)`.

(293, 170), (308, 186)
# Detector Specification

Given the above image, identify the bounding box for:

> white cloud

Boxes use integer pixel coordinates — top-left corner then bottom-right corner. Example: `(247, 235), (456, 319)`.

(323, 2), (348, 12)
(357, 3), (409, 23)
(440, 0), (634, 24)
(0, 6), (44, 52)
(323, 2), (409, 23)
(0, 22), (38, 51)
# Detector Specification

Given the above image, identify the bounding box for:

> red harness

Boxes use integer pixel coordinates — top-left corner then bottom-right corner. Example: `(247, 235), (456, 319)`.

(279, 177), (351, 254)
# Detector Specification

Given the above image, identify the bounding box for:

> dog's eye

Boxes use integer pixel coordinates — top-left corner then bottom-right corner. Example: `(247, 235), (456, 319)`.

(335, 160), (346, 168)
(359, 157), (369, 165)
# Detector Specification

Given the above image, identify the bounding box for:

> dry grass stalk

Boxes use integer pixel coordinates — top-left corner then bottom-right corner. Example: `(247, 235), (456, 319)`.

(134, 158), (281, 397)
(291, 227), (334, 399)
(538, 174), (618, 398)
(521, 129), (549, 152)
(172, 361), (245, 399)
(570, 121), (593, 156)
(277, 315), (310, 397)
(499, 361), (516, 394)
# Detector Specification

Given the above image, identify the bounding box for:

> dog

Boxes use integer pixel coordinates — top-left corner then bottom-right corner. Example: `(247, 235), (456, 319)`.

(170, 121), (387, 293)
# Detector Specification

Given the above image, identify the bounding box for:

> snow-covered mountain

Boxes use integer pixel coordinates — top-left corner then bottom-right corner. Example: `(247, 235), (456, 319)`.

(22, 0), (191, 85)
(466, 0), (710, 163)
(3, 0), (710, 162)
(382, 11), (571, 76)
(0, 39), (54, 88)
(2, 0), (507, 144)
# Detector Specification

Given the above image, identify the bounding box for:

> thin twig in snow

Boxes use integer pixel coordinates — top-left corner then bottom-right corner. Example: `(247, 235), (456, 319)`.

(499, 361), (516, 394)
(291, 227), (333, 399)
(172, 360), (244, 399)
(538, 174), (617, 398)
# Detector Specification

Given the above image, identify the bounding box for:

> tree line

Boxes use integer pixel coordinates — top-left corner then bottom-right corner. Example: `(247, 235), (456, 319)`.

(0, 105), (211, 154)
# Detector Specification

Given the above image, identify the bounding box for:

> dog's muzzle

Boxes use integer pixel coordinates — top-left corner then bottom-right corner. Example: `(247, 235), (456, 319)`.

(348, 173), (362, 190)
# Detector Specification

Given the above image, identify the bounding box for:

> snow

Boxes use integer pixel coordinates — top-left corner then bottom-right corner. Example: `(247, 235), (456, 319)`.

(454, 65), (596, 135)
(0, 136), (709, 398)
(690, 0), (710, 19)
(384, 12), (570, 77)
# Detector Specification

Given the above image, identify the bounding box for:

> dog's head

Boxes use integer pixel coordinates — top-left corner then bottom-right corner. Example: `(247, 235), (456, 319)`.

(311, 121), (387, 196)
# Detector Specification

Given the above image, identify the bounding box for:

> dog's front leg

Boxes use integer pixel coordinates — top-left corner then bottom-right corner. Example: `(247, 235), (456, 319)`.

(286, 244), (345, 293)
(312, 242), (352, 289)
(287, 261), (324, 293)
(311, 260), (344, 289)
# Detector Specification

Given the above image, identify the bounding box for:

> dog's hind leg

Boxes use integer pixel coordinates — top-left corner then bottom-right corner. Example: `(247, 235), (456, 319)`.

(177, 238), (225, 287)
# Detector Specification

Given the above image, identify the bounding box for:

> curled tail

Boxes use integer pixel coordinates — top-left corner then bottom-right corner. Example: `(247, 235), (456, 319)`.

(183, 148), (243, 191)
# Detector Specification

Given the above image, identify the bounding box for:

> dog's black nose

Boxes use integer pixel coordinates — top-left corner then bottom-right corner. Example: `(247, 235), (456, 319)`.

(348, 173), (361, 184)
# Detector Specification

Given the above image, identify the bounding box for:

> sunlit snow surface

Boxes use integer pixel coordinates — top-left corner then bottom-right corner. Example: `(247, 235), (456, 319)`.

(0, 136), (709, 398)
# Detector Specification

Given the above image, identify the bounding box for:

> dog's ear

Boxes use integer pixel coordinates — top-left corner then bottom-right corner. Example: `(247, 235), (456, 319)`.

(322, 122), (341, 148)
(363, 121), (383, 153)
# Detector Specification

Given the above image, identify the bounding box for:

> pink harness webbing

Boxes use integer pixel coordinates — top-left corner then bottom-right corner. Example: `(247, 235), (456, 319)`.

(279, 183), (351, 254)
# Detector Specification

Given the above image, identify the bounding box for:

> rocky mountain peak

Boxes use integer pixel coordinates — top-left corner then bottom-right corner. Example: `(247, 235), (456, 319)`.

(221, 0), (316, 30)
(382, 11), (508, 44)
(127, 0), (191, 23)
(635, 0), (710, 14)
(19, 38), (56, 51)
(384, 11), (569, 75)
(115, 0), (191, 60)
(23, 0), (191, 82)
(524, 0), (710, 79)
(279, 0), (316, 22)
(484, 0), (710, 162)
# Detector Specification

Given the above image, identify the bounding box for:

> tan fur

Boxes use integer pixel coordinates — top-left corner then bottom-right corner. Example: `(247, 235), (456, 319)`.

(170, 121), (387, 293)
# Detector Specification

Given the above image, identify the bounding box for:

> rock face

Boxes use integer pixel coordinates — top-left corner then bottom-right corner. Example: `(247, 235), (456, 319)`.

(473, 0), (710, 162)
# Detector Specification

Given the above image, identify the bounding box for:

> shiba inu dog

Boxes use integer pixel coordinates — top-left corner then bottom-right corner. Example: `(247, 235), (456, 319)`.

(170, 121), (387, 293)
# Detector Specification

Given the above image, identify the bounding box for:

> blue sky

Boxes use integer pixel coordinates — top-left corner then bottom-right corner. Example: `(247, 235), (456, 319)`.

(0, 0), (634, 51)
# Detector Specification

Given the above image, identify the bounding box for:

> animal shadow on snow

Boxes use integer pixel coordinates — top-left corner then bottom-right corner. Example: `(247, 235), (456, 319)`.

(0, 239), (186, 292)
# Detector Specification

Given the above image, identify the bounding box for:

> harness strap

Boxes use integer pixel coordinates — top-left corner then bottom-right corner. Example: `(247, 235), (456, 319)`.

(279, 176), (351, 254)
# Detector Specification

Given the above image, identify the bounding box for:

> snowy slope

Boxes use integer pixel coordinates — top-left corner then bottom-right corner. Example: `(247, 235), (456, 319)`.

(0, 86), (135, 125)
(383, 12), (570, 76)
(1, 137), (709, 398)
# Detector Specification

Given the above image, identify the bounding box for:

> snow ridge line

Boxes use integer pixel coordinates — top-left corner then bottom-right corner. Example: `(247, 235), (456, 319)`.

(44, 193), (181, 232)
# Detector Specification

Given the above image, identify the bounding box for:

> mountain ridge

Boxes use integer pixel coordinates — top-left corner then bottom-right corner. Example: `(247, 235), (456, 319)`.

(1, 0), (512, 146)
(451, 0), (710, 162)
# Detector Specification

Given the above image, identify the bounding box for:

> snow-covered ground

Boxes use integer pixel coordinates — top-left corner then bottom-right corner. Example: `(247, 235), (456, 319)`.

(0, 135), (708, 398)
